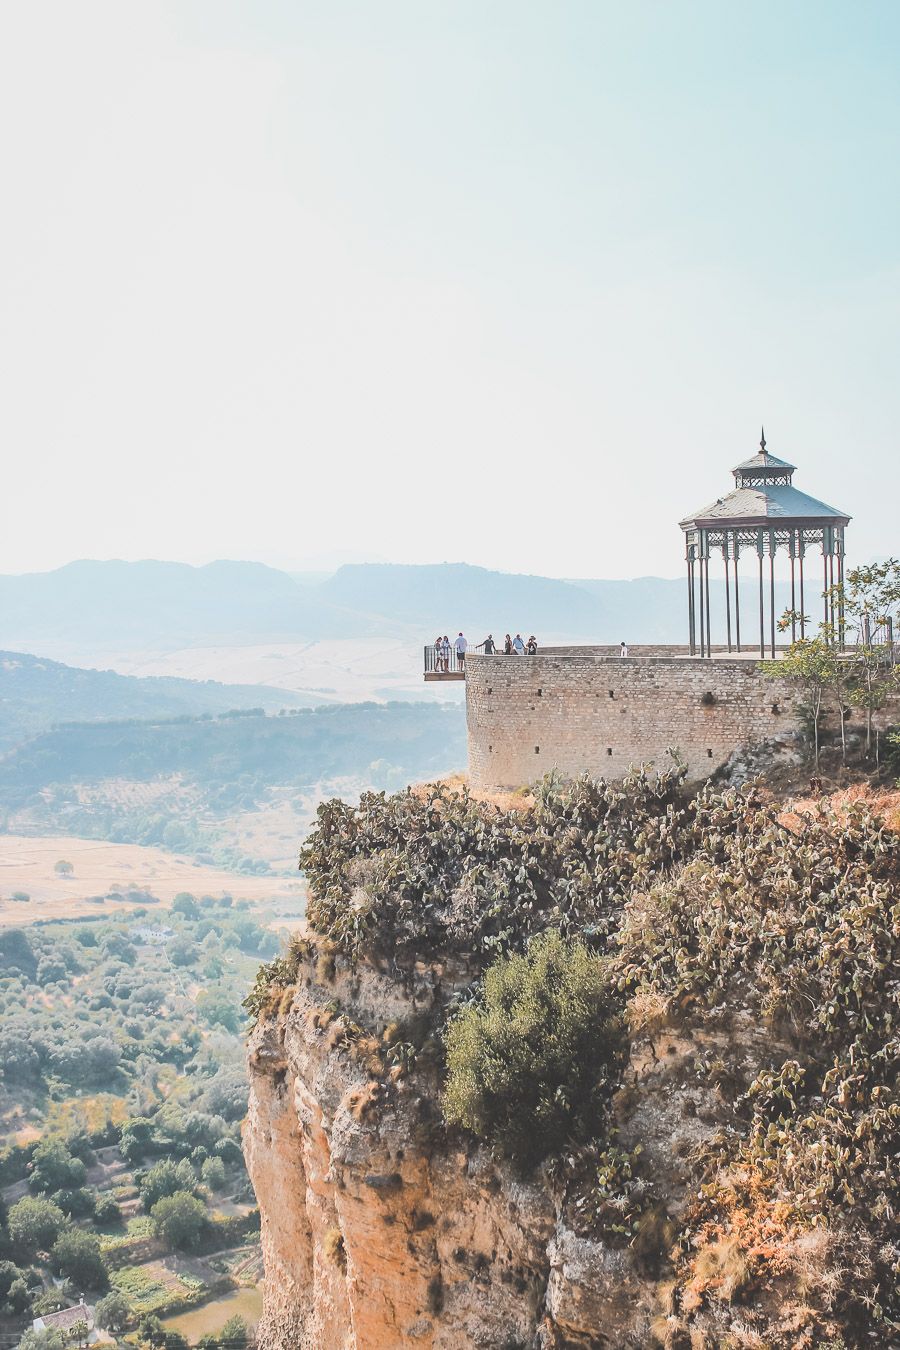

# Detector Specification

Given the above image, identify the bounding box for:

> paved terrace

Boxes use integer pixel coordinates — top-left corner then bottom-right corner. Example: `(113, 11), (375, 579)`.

(424, 643), (795, 680)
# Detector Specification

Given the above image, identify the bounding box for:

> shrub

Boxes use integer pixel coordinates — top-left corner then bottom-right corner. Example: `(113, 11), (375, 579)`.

(443, 931), (626, 1171)
(94, 1193), (122, 1227)
(200, 1156), (226, 1192)
(298, 770), (686, 969)
(50, 1227), (107, 1289)
(150, 1190), (207, 1250)
(8, 1196), (65, 1256)
(29, 1138), (87, 1194)
(95, 1289), (130, 1332)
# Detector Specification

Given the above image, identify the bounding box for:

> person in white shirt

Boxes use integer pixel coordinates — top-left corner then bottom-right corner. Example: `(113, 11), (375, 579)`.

(455, 632), (468, 670)
(620, 641), (628, 657)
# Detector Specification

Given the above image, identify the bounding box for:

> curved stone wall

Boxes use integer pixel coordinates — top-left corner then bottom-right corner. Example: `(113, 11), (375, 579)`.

(465, 649), (799, 790)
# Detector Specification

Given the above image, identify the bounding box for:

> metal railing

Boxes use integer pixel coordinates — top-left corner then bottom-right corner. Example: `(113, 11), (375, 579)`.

(424, 644), (468, 675)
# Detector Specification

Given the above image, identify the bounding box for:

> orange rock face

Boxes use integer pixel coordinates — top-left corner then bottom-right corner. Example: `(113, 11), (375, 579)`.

(243, 953), (743, 1349)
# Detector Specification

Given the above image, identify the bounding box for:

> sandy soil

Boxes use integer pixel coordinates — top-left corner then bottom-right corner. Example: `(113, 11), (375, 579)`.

(0, 833), (303, 927)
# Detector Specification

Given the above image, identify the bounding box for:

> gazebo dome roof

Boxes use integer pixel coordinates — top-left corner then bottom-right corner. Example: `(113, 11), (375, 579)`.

(680, 482), (850, 530)
(732, 450), (796, 474)
(681, 429), (851, 531)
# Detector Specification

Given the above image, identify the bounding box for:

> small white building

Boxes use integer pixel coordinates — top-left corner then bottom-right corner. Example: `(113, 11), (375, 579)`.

(33, 1299), (97, 1343)
(134, 925), (174, 945)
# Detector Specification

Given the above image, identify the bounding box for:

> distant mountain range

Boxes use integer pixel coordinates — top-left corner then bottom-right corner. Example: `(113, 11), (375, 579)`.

(0, 558), (795, 658)
(0, 650), (315, 751)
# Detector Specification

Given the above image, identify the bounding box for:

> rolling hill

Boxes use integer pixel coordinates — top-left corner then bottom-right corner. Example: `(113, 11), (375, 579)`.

(0, 650), (317, 751)
(0, 559), (794, 663)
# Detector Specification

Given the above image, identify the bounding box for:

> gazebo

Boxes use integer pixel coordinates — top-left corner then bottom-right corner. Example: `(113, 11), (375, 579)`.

(680, 431), (851, 658)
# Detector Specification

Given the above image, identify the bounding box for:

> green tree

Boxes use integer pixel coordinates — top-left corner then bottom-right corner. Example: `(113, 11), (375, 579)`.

(150, 1190), (207, 1250)
(202, 955), (224, 980)
(167, 935), (196, 967)
(95, 1289), (131, 1333)
(29, 1138), (87, 1194)
(49, 1227), (107, 1289)
(119, 1116), (154, 1164)
(172, 893), (200, 920)
(53, 860), (74, 877)
(68, 1320), (90, 1349)
(93, 1193), (122, 1227)
(443, 931), (626, 1171)
(16, 1330), (67, 1350)
(219, 1315), (248, 1347)
(767, 624), (838, 769)
(197, 989), (241, 1034)
(834, 560), (900, 757)
(7, 1195), (65, 1256)
(138, 1159), (182, 1209)
(201, 1156), (226, 1192)
(0, 1260), (29, 1315)
(100, 930), (137, 964)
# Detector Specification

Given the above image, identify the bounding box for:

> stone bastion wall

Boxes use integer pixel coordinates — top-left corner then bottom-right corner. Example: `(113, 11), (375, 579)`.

(465, 647), (802, 790)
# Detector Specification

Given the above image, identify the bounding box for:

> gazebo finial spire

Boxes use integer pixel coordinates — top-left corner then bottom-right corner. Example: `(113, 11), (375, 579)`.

(760, 425), (766, 455)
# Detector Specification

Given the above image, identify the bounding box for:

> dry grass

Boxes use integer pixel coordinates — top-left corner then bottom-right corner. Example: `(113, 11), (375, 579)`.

(0, 832), (298, 927)
(347, 1081), (382, 1122)
(684, 1237), (750, 1307)
(411, 773), (534, 813)
(322, 1226), (347, 1272)
(778, 784), (900, 835)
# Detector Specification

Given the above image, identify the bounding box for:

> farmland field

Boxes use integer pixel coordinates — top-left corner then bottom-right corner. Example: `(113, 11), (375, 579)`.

(0, 833), (304, 928)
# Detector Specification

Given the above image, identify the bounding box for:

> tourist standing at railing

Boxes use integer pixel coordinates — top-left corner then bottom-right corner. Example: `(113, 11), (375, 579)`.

(620, 640), (629, 657)
(434, 635), (443, 672)
(455, 632), (468, 670)
(526, 635), (538, 655)
(441, 635), (451, 672)
(477, 634), (496, 654)
(513, 633), (526, 655)
(504, 634), (513, 654)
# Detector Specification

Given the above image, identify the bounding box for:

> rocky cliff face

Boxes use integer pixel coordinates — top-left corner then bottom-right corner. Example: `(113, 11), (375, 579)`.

(245, 948), (787, 1348)
(244, 777), (900, 1349)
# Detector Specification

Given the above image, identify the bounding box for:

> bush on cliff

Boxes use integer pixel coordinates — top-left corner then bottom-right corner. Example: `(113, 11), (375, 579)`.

(257, 773), (900, 1343)
(619, 794), (900, 1340)
(300, 768), (686, 967)
(443, 931), (626, 1171)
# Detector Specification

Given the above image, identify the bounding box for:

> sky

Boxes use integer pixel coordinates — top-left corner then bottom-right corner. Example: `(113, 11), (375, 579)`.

(1, 0), (898, 580)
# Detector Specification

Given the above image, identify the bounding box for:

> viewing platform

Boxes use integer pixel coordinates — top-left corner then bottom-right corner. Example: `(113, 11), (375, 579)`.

(423, 646), (466, 680)
(424, 637), (897, 680)
(424, 644), (792, 680)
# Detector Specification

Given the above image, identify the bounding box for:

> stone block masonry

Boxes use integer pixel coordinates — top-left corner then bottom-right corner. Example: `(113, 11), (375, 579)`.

(465, 649), (802, 790)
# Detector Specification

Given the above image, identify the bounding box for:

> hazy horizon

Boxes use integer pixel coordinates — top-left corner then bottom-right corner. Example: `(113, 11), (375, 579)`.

(3, 2), (898, 580)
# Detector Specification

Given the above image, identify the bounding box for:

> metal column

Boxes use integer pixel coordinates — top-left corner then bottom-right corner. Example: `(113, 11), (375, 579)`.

(758, 538), (765, 659)
(837, 537), (845, 648)
(733, 539), (741, 651)
(724, 539), (732, 652)
(698, 547), (705, 657)
(704, 545), (712, 656)
(769, 533), (776, 658)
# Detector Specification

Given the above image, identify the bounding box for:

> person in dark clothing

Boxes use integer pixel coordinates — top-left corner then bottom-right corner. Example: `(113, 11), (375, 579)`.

(526, 635), (538, 655)
(504, 634), (513, 655)
(478, 634), (497, 654)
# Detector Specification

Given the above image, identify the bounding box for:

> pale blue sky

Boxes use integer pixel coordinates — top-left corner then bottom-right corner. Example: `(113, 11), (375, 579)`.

(1, 1), (898, 578)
